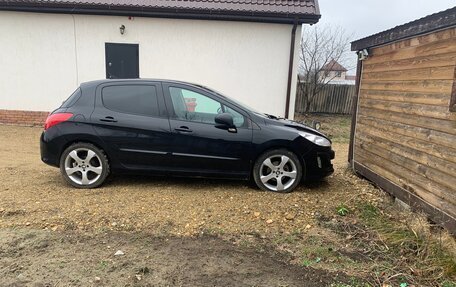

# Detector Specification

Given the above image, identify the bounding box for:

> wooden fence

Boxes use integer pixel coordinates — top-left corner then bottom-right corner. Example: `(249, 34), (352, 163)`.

(295, 83), (356, 114)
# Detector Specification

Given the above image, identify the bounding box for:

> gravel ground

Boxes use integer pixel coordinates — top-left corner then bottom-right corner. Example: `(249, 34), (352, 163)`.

(0, 124), (383, 286)
(0, 125), (354, 236)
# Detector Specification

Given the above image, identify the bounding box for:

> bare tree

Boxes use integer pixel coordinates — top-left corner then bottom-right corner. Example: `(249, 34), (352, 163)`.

(298, 25), (353, 113)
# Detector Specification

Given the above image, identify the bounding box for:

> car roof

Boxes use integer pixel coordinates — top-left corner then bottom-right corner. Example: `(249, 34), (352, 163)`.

(80, 79), (206, 90)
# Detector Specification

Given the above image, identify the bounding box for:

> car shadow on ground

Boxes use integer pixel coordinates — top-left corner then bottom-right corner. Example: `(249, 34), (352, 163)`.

(102, 173), (246, 187)
(97, 173), (333, 194)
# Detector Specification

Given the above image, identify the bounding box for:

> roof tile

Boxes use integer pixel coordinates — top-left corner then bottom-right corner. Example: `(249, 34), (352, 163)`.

(1, 0), (320, 19)
(352, 6), (456, 50)
(322, 59), (347, 72)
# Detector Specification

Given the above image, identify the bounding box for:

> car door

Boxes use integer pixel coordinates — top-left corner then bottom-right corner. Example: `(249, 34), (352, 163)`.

(91, 81), (173, 170)
(162, 83), (253, 178)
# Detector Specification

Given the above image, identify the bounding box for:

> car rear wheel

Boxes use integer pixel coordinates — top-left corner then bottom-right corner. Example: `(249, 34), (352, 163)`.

(60, 143), (109, 188)
(253, 149), (302, 193)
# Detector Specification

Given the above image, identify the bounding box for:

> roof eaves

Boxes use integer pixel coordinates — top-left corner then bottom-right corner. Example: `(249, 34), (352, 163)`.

(0, 0), (321, 24)
(313, 0), (321, 19)
(351, 6), (456, 51)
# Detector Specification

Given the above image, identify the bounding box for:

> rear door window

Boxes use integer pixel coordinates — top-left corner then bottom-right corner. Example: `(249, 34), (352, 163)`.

(102, 85), (159, 117)
(61, 88), (82, 108)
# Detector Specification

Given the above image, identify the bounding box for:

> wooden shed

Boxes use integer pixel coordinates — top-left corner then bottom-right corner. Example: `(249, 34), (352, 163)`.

(349, 7), (456, 233)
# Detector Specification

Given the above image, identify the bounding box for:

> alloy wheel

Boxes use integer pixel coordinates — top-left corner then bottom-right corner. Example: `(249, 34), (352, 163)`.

(259, 155), (297, 192)
(64, 148), (103, 186)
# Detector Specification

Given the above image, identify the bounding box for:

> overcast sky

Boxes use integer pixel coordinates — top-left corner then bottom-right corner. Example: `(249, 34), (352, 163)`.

(315, 0), (455, 74)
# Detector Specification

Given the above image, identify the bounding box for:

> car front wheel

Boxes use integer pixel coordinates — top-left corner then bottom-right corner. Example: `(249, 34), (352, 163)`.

(59, 143), (110, 188)
(253, 149), (303, 193)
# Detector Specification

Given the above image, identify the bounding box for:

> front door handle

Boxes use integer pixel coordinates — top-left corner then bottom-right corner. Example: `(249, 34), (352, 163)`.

(175, 126), (192, 133)
(100, 116), (117, 123)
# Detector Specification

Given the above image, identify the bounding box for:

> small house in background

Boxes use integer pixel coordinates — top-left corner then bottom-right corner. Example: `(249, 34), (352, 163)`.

(350, 7), (456, 233)
(295, 59), (356, 115)
(320, 60), (355, 85)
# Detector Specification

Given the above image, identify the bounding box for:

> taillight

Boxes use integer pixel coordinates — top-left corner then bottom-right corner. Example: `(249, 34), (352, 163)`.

(44, 113), (73, 130)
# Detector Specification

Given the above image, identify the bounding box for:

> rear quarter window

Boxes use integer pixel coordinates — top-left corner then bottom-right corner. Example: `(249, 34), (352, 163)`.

(101, 85), (159, 117)
(61, 88), (82, 108)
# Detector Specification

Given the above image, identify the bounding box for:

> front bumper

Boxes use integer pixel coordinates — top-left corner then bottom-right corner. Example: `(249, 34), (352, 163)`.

(303, 147), (335, 180)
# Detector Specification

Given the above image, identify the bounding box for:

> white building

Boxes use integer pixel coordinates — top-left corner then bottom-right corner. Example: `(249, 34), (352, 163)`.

(0, 0), (320, 124)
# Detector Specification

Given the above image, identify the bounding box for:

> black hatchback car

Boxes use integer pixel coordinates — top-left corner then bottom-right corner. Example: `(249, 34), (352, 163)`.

(40, 79), (334, 193)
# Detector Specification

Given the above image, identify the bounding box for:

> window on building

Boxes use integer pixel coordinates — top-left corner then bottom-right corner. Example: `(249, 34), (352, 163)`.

(336, 71), (342, 77)
(102, 85), (159, 116)
(169, 87), (245, 127)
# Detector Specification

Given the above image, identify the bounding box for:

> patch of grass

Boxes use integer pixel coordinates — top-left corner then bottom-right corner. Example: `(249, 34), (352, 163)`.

(331, 280), (371, 287)
(300, 259), (315, 267)
(98, 260), (109, 270)
(202, 227), (225, 235)
(356, 203), (456, 286)
(294, 114), (352, 143)
(337, 204), (350, 216)
(238, 238), (256, 249)
(59, 262), (66, 269)
(273, 233), (300, 245)
(442, 281), (456, 287)
(299, 241), (357, 270)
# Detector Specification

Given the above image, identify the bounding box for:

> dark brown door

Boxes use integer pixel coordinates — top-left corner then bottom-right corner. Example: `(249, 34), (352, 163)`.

(105, 43), (139, 79)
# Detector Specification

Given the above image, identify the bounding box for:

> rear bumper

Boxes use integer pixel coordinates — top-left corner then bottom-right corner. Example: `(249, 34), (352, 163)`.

(302, 147), (334, 180)
(40, 131), (60, 167)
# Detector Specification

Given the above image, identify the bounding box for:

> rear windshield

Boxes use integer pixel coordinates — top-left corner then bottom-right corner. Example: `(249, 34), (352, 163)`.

(61, 88), (82, 108)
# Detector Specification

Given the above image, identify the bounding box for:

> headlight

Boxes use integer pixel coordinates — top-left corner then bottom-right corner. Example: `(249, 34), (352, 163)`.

(299, 131), (331, 147)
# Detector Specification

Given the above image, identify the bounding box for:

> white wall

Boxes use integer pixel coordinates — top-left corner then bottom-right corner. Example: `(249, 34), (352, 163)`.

(0, 13), (77, 111)
(0, 11), (301, 118)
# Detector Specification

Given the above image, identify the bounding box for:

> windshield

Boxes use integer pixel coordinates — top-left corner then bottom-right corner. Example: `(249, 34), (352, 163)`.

(200, 86), (263, 115)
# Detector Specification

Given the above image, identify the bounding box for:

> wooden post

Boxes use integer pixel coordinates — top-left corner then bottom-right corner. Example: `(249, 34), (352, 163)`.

(348, 59), (363, 163)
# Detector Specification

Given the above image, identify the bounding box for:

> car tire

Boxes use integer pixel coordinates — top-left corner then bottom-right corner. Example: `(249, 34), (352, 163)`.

(59, 142), (110, 189)
(253, 149), (302, 193)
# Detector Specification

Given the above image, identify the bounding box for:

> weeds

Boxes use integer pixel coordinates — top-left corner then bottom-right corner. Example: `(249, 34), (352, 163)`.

(356, 203), (455, 286)
(273, 233), (301, 245)
(337, 204), (350, 216)
(442, 281), (456, 287)
(331, 280), (370, 287)
(294, 114), (352, 143)
(98, 260), (109, 270)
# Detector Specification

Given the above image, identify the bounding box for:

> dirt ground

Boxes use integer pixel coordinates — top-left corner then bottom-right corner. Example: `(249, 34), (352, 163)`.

(0, 228), (353, 287)
(0, 124), (454, 286)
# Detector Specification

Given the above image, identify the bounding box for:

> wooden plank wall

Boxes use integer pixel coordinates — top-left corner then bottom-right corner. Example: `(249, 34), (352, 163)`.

(354, 27), (456, 225)
(295, 83), (356, 114)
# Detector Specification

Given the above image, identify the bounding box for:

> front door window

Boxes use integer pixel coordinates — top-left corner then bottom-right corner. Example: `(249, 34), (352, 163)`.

(168, 87), (245, 127)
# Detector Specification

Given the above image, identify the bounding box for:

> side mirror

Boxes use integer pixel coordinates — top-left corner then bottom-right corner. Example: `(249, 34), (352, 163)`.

(215, 113), (236, 132)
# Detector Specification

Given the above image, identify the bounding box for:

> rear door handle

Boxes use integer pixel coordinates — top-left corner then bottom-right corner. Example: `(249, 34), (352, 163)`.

(175, 126), (192, 133)
(100, 116), (117, 123)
